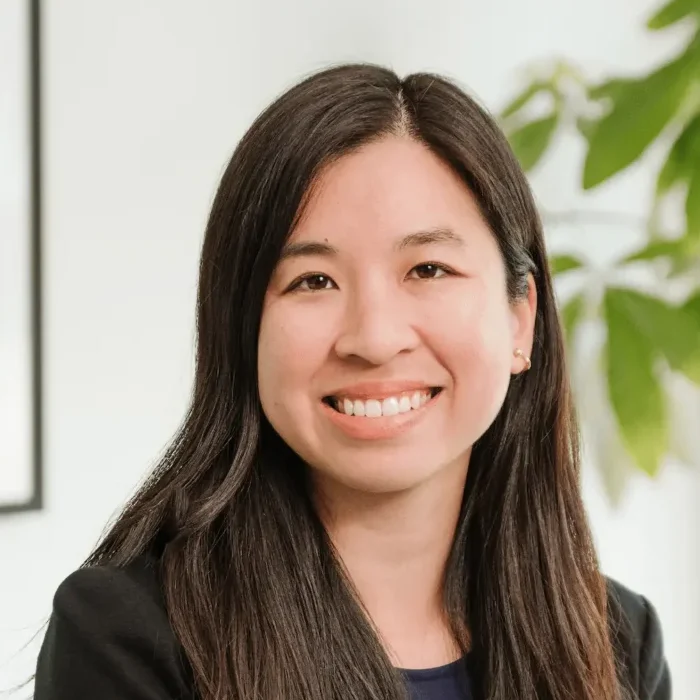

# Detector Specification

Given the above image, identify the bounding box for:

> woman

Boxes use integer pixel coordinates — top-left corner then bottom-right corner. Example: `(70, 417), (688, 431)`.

(34, 63), (670, 700)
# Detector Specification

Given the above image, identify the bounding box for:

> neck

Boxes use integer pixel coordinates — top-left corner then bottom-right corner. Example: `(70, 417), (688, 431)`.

(311, 454), (469, 668)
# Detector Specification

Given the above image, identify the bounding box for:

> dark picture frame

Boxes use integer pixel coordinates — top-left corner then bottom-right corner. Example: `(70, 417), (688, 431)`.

(0, 0), (43, 514)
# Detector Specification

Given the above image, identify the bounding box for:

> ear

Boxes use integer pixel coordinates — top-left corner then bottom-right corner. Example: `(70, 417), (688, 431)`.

(510, 273), (537, 375)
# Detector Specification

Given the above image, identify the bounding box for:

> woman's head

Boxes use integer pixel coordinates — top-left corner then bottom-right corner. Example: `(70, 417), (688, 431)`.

(258, 134), (536, 497)
(87, 64), (628, 700)
(198, 64), (541, 499)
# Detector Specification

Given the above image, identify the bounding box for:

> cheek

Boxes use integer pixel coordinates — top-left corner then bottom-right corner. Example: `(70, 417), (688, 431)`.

(433, 289), (513, 428)
(257, 303), (330, 423)
(433, 281), (513, 361)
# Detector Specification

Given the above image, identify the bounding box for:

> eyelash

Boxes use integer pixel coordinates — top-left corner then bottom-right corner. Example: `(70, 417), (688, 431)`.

(286, 262), (456, 293)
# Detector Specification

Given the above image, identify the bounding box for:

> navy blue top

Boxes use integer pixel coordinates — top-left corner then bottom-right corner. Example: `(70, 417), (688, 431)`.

(401, 656), (473, 699)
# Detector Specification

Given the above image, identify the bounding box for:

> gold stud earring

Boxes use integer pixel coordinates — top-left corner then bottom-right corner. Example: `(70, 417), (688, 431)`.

(514, 348), (531, 371)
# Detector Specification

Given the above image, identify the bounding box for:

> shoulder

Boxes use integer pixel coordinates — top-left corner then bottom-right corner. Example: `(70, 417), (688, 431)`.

(605, 577), (671, 700)
(35, 555), (194, 700)
(50, 554), (167, 629)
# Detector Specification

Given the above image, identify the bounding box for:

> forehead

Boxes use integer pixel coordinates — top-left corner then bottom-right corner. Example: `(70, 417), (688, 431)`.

(291, 136), (488, 246)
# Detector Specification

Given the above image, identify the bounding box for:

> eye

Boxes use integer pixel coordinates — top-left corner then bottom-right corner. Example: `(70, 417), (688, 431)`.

(407, 263), (453, 280)
(287, 273), (337, 293)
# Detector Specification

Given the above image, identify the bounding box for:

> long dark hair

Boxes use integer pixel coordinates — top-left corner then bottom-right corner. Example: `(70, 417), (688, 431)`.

(81, 64), (629, 700)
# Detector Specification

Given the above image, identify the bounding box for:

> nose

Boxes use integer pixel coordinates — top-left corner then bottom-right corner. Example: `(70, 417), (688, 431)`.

(333, 288), (420, 366)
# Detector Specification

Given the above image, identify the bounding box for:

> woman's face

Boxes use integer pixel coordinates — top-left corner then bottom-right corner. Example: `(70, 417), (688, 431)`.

(258, 136), (535, 495)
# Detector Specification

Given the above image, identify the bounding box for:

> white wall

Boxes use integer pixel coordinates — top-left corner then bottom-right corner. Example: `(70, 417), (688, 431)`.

(1, 0), (698, 696)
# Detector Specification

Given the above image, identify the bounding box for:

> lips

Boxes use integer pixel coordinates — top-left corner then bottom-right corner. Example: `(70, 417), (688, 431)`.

(320, 386), (444, 440)
(323, 388), (442, 417)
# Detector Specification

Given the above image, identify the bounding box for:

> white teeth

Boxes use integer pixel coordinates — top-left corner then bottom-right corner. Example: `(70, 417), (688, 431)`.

(382, 397), (400, 416)
(365, 399), (382, 418)
(332, 390), (436, 418)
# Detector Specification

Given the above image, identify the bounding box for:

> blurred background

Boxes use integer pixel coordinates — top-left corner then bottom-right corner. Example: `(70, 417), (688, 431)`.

(1, 0), (699, 697)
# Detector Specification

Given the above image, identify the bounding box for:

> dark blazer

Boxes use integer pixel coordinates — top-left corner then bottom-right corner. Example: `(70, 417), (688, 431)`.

(33, 556), (671, 699)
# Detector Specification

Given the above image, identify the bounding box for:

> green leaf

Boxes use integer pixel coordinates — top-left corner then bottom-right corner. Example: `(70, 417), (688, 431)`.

(686, 166), (700, 239)
(647, 0), (700, 30)
(608, 287), (700, 384)
(583, 53), (696, 189)
(576, 116), (598, 141)
(507, 114), (559, 172)
(622, 238), (686, 263)
(656, 114), (700, 194)
(561, 292), (586, 343)
(667, 237), (700, 276)
(500, 81), (550, 119)
(683, 291), (700, 322)
(549, 254), (585, 275)
(604, 289), (669, 475)
(581, 79), (638, 145)
(588, 78), (638, 103)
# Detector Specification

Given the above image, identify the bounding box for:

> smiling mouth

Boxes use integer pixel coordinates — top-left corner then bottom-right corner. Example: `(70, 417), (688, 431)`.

(322, 388), (443, 418)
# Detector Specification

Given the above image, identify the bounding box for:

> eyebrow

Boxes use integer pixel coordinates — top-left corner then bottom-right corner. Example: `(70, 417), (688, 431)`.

(395, 227), (465, 251)
(277, 227), (465, 262)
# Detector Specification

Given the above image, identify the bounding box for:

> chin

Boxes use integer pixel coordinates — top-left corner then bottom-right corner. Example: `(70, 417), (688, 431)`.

(311, 448), (466, 496)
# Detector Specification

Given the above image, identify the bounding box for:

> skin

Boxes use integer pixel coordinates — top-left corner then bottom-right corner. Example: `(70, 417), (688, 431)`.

(258, 136), (536, 669)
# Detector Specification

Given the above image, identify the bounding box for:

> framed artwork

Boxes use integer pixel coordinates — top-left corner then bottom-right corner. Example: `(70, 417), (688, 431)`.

(0, 0), (42, 513)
